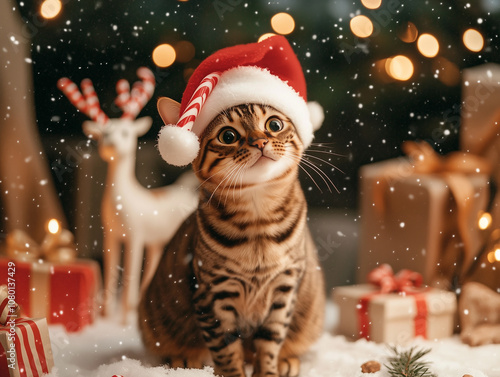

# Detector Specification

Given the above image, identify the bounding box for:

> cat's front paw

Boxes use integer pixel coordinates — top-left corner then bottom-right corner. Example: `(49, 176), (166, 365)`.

(169, 356), (204, 369)
(278, 357), (300, 377)
(252, 357), (300, 377)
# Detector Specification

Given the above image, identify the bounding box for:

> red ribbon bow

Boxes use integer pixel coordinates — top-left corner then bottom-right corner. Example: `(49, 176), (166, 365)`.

(367, 264), (423, 294)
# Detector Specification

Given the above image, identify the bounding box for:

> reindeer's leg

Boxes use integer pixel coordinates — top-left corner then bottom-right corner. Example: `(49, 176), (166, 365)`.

(141, 243), (164, 294)
(102, 230), (120, 317)
(122, 237), (144, 324)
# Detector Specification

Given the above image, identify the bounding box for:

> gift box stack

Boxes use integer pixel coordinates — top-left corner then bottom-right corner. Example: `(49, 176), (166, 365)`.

(337, 63), (500, 345)
(357, 63), (500, 292)
(0, 285), (54, 377)
(0, 221), (102, 333)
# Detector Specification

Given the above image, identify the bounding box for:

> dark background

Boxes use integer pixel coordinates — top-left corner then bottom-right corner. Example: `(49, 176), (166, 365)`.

(15, 0), (500, 217)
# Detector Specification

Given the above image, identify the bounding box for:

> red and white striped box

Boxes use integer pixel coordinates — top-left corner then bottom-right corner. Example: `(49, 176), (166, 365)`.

(0, 318), (54, 377)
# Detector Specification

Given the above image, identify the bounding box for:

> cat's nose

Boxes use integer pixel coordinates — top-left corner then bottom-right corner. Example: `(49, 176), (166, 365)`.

(248, 137), (268, 151)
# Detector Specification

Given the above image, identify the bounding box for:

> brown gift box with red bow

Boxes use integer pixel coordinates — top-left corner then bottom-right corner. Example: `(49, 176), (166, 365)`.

(357, 141), (492, 288)
(333, 265), (457, 344)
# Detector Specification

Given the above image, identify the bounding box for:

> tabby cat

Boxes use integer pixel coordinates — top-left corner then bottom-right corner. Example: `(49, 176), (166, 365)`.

(139, 103), (325, 377)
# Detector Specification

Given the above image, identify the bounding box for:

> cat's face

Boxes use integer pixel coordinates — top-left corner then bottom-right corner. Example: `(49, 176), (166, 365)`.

(193, 104), (304, 186)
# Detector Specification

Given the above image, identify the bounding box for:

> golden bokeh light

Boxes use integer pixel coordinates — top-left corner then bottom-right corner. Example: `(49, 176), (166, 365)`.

(478, 212), (492, 230)
(270, 13), (295, 35)
(48, 218), (60, 234)
(40, 0), (62, 19)
(417, 33), (439, 58)
(152, 44), (176, 68)
(487, 248), (500, 263)
(174, 41), (195, 63)
(398, 22), (418, 43)
(386, 55), (414, 81)
(463, 29), (484, 52)
(258, 33), (277, 42)
(350, 15), (374, 38)
(432, 57), (460, 86)
(361, 0), (382, 9)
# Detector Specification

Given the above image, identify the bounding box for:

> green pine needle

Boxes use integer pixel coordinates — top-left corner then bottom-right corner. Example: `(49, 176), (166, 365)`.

(385, 346), (436, 377)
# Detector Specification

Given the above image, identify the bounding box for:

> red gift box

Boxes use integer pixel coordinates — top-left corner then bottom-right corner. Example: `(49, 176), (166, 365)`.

(0, 318), (54, 377)
(0, 258), (101, 332)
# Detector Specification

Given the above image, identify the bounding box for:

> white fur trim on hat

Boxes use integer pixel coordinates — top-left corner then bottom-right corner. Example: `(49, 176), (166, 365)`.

(307, 101), (324, 132)
(191, 66), (321, 148)
(157, 125), (200, 166)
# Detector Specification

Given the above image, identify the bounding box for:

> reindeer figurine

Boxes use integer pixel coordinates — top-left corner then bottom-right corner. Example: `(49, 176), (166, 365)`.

(58, 68), (198, 322)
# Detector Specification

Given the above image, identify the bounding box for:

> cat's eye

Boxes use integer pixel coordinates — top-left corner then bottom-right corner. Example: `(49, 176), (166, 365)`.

(265, 117), (283, 133)
(218, 127), (240, 144)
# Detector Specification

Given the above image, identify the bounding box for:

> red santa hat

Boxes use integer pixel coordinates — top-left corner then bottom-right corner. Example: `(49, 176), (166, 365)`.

(157, 35), (324, 167)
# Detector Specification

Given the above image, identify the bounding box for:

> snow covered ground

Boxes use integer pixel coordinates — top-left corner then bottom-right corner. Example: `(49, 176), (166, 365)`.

(46, 303), (500, 377)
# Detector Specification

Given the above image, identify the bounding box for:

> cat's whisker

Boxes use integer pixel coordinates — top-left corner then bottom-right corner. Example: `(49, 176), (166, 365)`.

(207, 163), (242, 206)
(303, 153), (345, 175)
(223, 162), (246, 206)
(284, 147), (339, 193)
(300, 156), (339, 193)
(308, 144), (347, 160)
(197, 160), (233, 191)
(282, 153), (324, 194)
(231, 161), (248, 203)
(306, 148), (346, 159)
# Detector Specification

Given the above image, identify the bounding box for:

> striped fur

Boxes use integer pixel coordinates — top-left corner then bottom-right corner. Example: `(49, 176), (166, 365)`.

(139, 104), (325, 377)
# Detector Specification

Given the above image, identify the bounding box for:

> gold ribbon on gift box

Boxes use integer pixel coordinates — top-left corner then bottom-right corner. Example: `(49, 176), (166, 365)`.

(4, 219), (77, 320)
(5, 219), (77, 263)
(372, 140), (493, 281)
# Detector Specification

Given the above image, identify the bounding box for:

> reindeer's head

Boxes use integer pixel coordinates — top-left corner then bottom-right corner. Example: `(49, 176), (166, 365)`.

(58, 67), (155, 162)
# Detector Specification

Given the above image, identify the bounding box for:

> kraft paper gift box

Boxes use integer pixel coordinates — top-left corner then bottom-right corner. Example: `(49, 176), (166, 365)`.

(461, 63), (500, 196)
(0, 258), (101, 332)
(333, 284), (457, 344)
(356, 154), (491, 288)
(0, 318), (54, 377)
(459, 63), (500, 290)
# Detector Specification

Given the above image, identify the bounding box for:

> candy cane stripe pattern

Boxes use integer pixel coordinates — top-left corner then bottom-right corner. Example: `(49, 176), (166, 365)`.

(157, 72), (221, 166)
(118, 67), (156, 120)
(58, 77), (109, 124)
(0, 318), (55, 377)
(58, 67), (155, 124)
(176, 72), (220, 131)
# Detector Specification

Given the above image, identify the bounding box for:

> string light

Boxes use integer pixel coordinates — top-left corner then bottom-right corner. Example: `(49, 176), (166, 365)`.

(270, 13), (295, 35)
(417, 33), (439, 58)
(487, 247), (500, 263)
(40, 0), (62, 19)
(152, 44), (176, 68)
(174, 41), (195, 63)
(350, 15), (374, 38)
(432, 57), (460, 86)
(258, 33), (276, 42)
(398, 22), (418, 43)
(386, 55), (414, 81)
(361, 0), (382, 9)
(463, 29), (484, 52)
(47, 219), (60, 234)
(478, 212), (492, 230)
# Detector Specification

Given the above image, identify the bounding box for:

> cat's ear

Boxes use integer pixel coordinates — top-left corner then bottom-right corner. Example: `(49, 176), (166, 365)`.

(158, 97), (181, 125)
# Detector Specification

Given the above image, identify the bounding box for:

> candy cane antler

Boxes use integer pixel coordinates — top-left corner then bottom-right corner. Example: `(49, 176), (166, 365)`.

(57, 77), (109, 124)
(115, 67), (155, 120)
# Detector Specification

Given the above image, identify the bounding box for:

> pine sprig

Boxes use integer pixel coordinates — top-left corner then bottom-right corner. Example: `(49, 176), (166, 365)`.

(385, 346), (436, 377)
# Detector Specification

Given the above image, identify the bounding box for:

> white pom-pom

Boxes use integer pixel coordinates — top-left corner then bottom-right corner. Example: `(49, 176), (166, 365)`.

(307, 101), (324, 131)
(157, 125), (200, 166)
